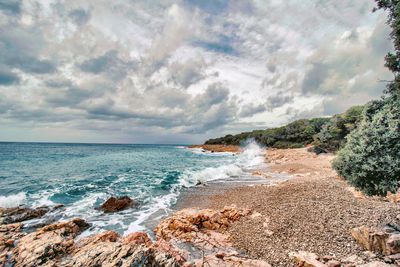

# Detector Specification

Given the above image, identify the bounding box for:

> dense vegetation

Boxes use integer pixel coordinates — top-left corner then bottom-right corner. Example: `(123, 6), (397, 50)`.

(333, 0), (400, 196)
(205, 105), (364, 152)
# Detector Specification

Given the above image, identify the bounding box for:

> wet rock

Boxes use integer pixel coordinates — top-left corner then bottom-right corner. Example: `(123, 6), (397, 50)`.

(351, 225), (400, 255)
(12, 218), (89, 267)
(0, 205), (63, 225)
(290, 251), (327, 267)
(99, 196), (135, 213)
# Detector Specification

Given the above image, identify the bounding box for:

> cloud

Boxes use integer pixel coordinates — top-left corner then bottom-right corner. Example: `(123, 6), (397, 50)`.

(0, 0), (21, 15)
(0, 0), (394, 143)
(0, 66), (19, 85)
(68, 8), (90, 25)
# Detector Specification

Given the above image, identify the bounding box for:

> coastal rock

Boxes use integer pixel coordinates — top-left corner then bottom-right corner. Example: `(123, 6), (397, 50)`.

(155, 206), (251, 241)
(290, 251), (327, 267)
(63, 231), (178, 267)
(155, 206), (271, 266)
(0, 205), (63, 225)
(3, 206), (269, 267)
(0, 223), (24, 267)
(351, 225), (400, 255)
(99, 196), (135, 213)
(12, 218), (89, 267)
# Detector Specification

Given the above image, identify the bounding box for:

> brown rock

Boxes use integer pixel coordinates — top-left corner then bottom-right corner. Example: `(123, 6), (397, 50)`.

(351, 225), (400, 255)
(99, 196), (135, 213)
(12, 218), (89, 267)
(123, 232), (152, 247)
(290, 251), (327, 267)
(0, 206), (49, 224)
(326, 260), (341, 267)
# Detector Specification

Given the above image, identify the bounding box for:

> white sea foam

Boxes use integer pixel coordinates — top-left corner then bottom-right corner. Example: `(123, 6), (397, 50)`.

(0, 192), (26, 208)
(183, 140), (267, 185)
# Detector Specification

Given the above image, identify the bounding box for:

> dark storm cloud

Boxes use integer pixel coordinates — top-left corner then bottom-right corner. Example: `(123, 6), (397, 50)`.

(239, 103), (266, 118)
(0, 67), (20, 85)
(0, 0), (21, 15)
(0, 26), (56, 74)
(68, 8), (90, 25)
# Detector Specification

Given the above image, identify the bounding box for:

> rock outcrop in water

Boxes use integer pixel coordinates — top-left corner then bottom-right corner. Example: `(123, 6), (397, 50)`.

(0, 205), (271, 266)
(0, 205), (63, 225)
(99, 196), (135, 213)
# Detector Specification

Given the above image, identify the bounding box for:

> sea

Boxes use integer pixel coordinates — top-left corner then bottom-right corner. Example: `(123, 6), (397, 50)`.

(0, 141), (286, 237)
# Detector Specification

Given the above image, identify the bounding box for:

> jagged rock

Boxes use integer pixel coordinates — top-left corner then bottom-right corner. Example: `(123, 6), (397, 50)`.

(0, 205), (63, 225)
(155, 206), (251, 242)
(290, 251), (327, 267)
(99, 196), (135, 213)
(12, 218), (89, 267)
(351, 225), (400, 255)
(0, 223), (25, 267)
(2, 207), (269, 267)
(63, 231), (177, 267)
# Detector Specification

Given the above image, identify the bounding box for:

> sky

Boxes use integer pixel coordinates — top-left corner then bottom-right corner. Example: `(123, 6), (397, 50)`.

(0, 0), (394, 144)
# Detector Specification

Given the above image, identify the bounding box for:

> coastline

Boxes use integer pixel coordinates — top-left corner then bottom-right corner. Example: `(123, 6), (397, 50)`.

(1, 145), (400, 266)
(176, 146), (400, 266)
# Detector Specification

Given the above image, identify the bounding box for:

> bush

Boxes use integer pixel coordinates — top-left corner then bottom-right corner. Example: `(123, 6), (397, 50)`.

(313, 105), (364, 152)
(332, 95), (400, 196)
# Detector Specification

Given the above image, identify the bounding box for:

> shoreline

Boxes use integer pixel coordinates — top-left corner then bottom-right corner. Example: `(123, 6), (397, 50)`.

(1, 146), (400, 266)
(176, 146), (400, 266)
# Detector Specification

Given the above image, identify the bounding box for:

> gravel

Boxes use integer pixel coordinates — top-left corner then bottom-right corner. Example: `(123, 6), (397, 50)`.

(177, 148), (400, 266)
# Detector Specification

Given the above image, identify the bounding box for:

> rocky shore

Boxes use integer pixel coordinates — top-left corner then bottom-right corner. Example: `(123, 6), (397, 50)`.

(180, 147), (400, 266)
(1, 146), (399, 266)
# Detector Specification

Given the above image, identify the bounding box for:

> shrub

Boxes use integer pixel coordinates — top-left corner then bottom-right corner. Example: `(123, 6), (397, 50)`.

(313, 105), (364, 152)
(332, 95), (400, 195)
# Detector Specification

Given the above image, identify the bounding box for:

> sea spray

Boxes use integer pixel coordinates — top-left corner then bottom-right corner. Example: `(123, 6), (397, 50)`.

(0, 192), (26, 208)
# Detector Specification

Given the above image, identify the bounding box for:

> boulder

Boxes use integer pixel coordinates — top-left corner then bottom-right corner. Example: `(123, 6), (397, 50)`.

(351, 225), (400, 255)
(290, 251), (327, 267)
(0, 223), (25, 267)
(99, 196), (135, 213)
(0, 205), (63, 225)
(12, 218), (89, 267)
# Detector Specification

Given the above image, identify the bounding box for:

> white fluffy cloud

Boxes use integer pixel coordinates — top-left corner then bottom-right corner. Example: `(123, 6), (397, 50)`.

(0, 0), (393, 143)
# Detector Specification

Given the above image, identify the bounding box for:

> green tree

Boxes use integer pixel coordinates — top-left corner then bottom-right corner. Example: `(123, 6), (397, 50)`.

(332, 0), (400, 195)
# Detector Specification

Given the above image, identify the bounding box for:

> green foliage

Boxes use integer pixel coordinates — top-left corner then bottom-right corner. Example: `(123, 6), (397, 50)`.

(205, 117), (331, 149)
(313, 105), (364, 152)
(332, 0), (400, 195)
(333, 95), (400, 196)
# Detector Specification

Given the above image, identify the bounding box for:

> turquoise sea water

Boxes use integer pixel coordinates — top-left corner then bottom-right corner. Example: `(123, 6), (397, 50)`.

(0, 142), (277, 236)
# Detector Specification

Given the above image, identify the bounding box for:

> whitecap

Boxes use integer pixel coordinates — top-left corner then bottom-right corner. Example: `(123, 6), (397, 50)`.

(0, 192), (26, 208)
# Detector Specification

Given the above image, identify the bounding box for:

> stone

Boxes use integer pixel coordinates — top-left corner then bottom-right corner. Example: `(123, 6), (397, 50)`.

(290, 251), (327, 267)
(351, 225), (400, 255)
(341, 254), (364, 265)
(326, 260), (341, 267)
(123, 232), (152, 247)
(99, 196), (135, 213)
(0, 205), (63, 224)
(12, 218), (89, 267)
